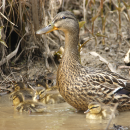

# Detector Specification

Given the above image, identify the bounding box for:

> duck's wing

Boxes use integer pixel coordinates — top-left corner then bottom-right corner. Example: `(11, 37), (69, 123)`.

(84, 67), (130, 93)
(80, 68), (130, 111)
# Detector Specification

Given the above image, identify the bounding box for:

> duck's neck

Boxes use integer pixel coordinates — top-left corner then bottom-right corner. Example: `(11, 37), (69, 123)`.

(63, 31), (80, 63)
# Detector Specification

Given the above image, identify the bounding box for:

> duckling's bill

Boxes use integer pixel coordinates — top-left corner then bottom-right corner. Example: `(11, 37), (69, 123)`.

(36, 23), (58, 34)
(84, 109), (90, 113)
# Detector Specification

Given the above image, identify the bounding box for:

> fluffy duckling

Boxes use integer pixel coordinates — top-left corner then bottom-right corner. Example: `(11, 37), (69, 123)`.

(12, 81), (26, 91)
(10, 82), (34, 102)
(84, 102), (118, 120)
(10, 89), (33, 101)
(33, 87), (46, 102)
(36, 80), (58, 91)
(13, 94), (24, 106)
(42, 93), (65, 104)
(33, 87), (65, 104)
(13, 93), (46, 113)
(11, 89), (33, 103)
(36, 72), (57, 88)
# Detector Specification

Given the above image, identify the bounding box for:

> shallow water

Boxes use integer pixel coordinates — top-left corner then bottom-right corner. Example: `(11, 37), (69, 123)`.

(0, 95), (130, 130)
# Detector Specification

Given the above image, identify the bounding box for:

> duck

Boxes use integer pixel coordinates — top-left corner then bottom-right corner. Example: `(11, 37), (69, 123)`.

(36, 11), (130, 111)
(84, 102), (118, 119)
(33, 87), (65, 104)
(13, 93), (46, 113)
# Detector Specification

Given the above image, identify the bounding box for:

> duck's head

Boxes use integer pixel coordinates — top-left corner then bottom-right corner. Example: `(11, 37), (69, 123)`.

(36, 11), (79, 35)
(84, 102), (102, 114)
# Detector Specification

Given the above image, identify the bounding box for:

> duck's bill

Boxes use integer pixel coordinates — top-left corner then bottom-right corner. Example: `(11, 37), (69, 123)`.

(36, 23), (58, 34)
(84, 109), (90, 113)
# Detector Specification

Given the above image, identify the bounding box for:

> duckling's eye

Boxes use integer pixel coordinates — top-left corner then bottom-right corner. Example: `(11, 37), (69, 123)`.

(40, 90), (45, 95)
(91, 106), (99, 109)
(62, 16), (66, 19)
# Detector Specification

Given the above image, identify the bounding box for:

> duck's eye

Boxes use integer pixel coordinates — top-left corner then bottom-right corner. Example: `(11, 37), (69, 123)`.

(62, 16), (66, 19)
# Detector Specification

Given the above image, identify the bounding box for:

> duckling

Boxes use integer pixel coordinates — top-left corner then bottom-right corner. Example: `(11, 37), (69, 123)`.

(43, 93), (65, 104)
(33, 87), (46, 102)
(36, 81), (58, 91)
(10, 82), (34, 102)
(13, 93), (46, 113)
(12, 81), (26, 91)
(84, 102), (118, 120)
(33, 87), (65, 104)
(10, 89), (33, 101)
(16, 101), (46, 113)
(36, 11), (130, 111)
(11, 89), (33, 101)
(13, 94), (24, 106)
(36, 72), (57, 89)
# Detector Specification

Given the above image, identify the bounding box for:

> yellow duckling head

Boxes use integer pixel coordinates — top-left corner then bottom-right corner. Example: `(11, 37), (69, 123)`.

(84, 102), (102, 114)
(33, 87), (46, 102)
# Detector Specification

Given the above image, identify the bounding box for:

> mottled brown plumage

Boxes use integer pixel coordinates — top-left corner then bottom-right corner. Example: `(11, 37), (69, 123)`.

(36, 11), (130, 111)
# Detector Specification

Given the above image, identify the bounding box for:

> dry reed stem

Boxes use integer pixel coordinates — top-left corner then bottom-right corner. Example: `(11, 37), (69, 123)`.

(0, 12), (17, 27)
(105, 103), (118, 130)
(31, 0), (39, 31)
(0, 33), (27, 66)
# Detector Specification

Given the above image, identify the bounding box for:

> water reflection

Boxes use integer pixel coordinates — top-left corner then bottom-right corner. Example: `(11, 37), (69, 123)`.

(0, 95), (130, 130)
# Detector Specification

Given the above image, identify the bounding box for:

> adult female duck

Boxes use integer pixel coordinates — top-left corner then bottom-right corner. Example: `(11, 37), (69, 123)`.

(36, 11), (130, 111)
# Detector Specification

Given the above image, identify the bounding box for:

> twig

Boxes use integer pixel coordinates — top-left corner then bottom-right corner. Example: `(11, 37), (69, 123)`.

(0, 33), (27, 66)
(105, 103), (118, 130)
(47, 36), (59, 48)
(83, 0), (86, 22)
(124, 48), (130, 64)
(12, 49), (25, 63)
(0, 72), (21, 85)
(118, 66), (130, 69)
(31, 0), (39, 31)
(28, 84), (36, 91)
(89, 51), (117, 73)
(79, 37), (95, 52)
(0, 12), (17, 27)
